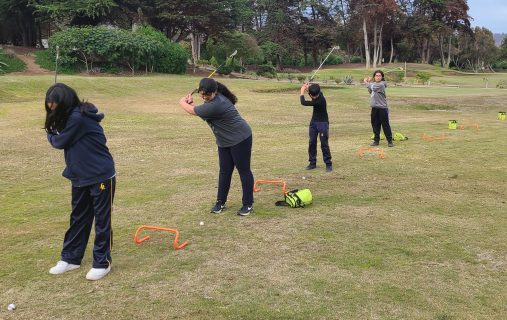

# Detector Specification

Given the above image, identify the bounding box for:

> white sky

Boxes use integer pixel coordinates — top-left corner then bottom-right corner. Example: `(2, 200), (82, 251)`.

(467, 0), (507, 33)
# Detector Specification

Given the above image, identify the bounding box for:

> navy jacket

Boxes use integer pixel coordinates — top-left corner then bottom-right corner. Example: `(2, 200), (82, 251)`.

(47, 104), (115, 187)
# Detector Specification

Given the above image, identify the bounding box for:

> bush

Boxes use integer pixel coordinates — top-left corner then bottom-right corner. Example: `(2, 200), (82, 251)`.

(493, 60), (507, 70)
(48, 25), (187, 74)
(385, 70), (404, 83)
(497, 80), (506, 89)
(350, 56), (362, 63)
(416, 71), (431, 84)
(296, 74), (306, 83)
(324, 54), (344, 65)
(343, 75), (354, 85)
(34, 49), (79, 74)
(0, 50), (26, 73)
(256, 63), (276, 77)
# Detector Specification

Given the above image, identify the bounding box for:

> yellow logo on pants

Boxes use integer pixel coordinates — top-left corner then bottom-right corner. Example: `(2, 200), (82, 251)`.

(100, 183), (106, 191)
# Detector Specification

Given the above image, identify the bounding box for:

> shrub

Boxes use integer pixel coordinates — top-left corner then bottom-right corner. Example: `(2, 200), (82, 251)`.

(296, 74), (307, 83)
(385, 70), (404, 83)
(343, 75), (354, 85)
(416, 71), (431, 84)
(0, 50), (26, 73)
(350, 56), (362, 63)
(34, 49), (79, 74)
(48, 25), (187, 74)
(497, 80), (506, 89)
(324, 54), (344, 65)
(256, 63), (276, 77)
(209, 56), (219, 67)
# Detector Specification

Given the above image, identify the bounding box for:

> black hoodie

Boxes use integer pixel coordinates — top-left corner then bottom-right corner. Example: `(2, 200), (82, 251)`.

(47, 104), (115, 187)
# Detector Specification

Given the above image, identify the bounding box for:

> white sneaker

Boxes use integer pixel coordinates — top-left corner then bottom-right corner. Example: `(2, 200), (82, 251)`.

(85, 266), (111, 280)
(49, 261), (80, 275)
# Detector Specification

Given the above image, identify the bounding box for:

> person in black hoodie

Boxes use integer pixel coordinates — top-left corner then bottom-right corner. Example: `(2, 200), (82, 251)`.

(300, 83), (333, 172)
(44, 83), (116, 281)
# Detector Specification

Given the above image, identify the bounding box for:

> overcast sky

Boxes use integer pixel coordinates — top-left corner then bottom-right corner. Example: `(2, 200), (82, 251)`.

(468, 0), (507, 33)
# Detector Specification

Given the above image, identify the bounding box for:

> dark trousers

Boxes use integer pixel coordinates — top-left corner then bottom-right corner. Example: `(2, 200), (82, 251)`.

(371, 107), (393, 143)
(217, 135), (254, 206)
(61, 177), (115, 268)
(309, 121), (332, 166)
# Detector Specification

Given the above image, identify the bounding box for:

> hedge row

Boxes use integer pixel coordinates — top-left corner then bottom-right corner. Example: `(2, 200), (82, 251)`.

(48, 25), (187, 74)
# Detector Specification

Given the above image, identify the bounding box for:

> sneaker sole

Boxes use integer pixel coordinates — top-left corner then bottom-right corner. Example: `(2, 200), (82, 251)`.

(49, 264), (80, 275)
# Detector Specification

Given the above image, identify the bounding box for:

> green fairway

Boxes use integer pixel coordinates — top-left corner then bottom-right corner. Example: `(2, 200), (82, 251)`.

(1, 73), (506, 319)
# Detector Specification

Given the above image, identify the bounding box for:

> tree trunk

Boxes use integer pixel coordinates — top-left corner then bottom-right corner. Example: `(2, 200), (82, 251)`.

(190, 33), (201, 65)
(439, 35), (445, 68)
(389, 37), (394, 63)
(446, 34), (452, 69)
(363, 18), (370, 69)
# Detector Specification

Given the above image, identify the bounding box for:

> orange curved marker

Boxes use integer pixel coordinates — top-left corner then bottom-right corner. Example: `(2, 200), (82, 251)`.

(422, 133), (447, 141)
(253, 179), (287, 194)
(459, 123), (480, 132)
(358, 147), (385, 159)
(134, 225), (188, 250)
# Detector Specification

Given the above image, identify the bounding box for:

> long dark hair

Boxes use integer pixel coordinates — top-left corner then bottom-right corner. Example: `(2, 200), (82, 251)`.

(372, 70), (385, 81)
(198, 78), (238, 104)
(44, 83), (92, 133)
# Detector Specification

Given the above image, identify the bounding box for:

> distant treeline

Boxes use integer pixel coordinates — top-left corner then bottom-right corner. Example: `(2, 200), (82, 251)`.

(1, 1), (507, 73)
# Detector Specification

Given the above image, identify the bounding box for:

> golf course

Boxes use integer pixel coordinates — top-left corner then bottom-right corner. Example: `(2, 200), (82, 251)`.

(1, 69), (506, 319)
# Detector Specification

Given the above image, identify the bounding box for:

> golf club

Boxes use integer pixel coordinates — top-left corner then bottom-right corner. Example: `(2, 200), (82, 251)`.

(191, 50), (238, 95)
(54, 45), (60, 84)
(309, 46), (340, 82)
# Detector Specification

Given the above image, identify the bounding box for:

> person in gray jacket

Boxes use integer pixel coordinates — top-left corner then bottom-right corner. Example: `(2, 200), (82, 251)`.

(363, 70), (394, 147)
(179, 78), (254, 216)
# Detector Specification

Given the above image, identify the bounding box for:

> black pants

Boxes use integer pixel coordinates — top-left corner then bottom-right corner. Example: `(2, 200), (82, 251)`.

(217, 135), (254, 206)
(61, 177), (115, 268)
(308, 121), (332, 166)
(371, 107), (393, 143)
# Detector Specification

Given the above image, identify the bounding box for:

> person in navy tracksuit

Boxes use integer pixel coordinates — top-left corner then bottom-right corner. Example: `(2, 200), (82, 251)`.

(44, 83), (116, 281)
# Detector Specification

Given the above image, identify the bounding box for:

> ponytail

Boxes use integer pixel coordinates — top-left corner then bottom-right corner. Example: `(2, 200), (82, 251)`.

(216, 81), (237, 105)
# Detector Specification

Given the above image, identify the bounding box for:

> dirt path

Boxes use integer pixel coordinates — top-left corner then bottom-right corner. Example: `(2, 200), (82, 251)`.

(2, 46), (51, 74)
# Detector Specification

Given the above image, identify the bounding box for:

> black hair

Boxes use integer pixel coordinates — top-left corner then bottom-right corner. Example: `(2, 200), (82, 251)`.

(372, 70), (385, 81)
(198, 78), (238, 105)
(44, 83), (91, 133)
(308, 84), (321, 97)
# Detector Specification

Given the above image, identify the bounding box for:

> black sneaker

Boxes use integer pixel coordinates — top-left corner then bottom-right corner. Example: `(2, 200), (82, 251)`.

(210, 200), (226, 214)
(326, 165), (333, 172)
(370, 141), (379, 146)
(237, 205), (253, 216)
(388, 142), (394, 147)
(305, 164), (316, 170)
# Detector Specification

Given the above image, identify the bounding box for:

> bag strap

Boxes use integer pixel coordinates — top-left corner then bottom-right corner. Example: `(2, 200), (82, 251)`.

(275, 200), (289, 206)
(292, 193), (304, 208)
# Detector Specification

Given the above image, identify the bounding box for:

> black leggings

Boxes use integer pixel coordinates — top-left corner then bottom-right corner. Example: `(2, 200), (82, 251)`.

(371, 107), (393, 143)
(217, 135), (254, 206)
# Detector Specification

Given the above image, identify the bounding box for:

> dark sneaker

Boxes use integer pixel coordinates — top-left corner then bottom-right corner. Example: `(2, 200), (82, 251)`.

(237, 205), (253, 216)
(370, 141), (379, 146)
(210, 200), (226, 214)
(305, 164), (316, 170)
(326, 165), (333, 172)
(388, 142), (394, 147)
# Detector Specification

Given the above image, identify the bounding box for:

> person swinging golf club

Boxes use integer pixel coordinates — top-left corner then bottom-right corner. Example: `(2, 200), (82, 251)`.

(179, 78), (254, 216)
(299, 83), (333, 172)
(363, 70), (394, 147)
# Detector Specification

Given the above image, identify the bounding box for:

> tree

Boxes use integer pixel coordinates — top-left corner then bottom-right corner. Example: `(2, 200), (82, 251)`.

(0, 0), (36, 46)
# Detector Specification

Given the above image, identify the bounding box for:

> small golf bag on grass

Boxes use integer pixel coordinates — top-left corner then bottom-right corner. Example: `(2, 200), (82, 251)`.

(275, 189), (313, 208)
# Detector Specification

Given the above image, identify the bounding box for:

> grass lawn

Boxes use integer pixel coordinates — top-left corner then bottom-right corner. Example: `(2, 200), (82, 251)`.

(0, 72), (506, 319)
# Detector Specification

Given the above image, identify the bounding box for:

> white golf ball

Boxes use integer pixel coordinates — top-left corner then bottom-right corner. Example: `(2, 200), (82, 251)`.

(199, 221), (204, 226)
(302, 176), (306, 180)
(7, 303), (16, 311)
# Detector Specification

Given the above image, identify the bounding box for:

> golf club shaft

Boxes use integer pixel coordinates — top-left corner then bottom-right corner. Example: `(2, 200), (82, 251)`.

(310, 46), (338, 81)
